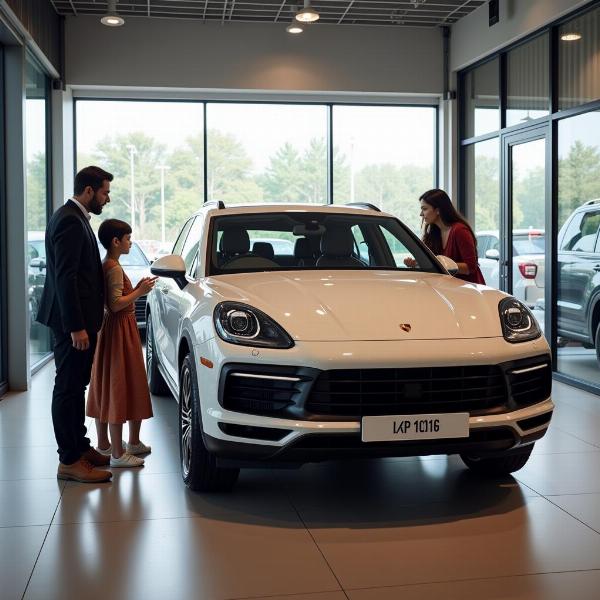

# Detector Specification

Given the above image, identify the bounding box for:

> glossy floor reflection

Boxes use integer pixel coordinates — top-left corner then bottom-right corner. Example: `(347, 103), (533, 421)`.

(2, 363), (600, 599)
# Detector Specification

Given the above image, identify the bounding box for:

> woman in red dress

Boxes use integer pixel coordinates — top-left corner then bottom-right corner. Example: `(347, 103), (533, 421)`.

(415, 189), (485, 285)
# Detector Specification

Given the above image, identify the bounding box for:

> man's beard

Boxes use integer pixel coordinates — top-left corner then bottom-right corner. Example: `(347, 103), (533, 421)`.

(88, 193), (104, 215)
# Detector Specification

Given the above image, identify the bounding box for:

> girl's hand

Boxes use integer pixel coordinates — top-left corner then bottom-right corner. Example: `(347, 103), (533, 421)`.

(138, 277), (157, 294)
(404, 257), (418, 268)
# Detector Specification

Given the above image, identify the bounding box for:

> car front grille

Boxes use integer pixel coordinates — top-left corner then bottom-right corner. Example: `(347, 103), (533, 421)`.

(134, 295), (147, 324)
(219, 356), (551, 420)
(305, 365), (507, 416)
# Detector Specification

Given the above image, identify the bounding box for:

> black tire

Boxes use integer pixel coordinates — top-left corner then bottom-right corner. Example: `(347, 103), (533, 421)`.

(179, 354), (239, 492)
(595, 323), (600, 364)
(146, 312), (170, 396)
(460, 444), (534, 476)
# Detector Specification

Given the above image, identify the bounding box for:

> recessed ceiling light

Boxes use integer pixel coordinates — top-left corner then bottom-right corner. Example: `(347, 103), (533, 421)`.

(561, 33), (582, 41)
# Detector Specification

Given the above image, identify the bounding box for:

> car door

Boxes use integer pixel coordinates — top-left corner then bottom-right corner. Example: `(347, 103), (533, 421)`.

(558, 209), (600, 336)
(160, 216), (204, 382)
(154, 217), (194, 367)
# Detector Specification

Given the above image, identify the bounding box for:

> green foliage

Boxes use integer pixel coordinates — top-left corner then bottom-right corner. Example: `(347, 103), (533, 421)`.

(26, 152), (47, 230)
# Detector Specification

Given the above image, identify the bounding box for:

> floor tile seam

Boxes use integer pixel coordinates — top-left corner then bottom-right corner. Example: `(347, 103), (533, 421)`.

(20, 480), (67, 600)
(540, 495), (600, 536)
(283, 485), (350, 600)
(46, 511), (310, 528)
(553, 430), (600, 451)
(341, 567), (600, 593)
(224, 586), (346, 600)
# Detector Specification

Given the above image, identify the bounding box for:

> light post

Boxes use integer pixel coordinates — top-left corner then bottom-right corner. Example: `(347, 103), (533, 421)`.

(156, 165), (170, 244)
(127, 144), (137, 230)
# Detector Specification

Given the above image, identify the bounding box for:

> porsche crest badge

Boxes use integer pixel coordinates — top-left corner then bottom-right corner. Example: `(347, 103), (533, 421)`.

(399, 323), (412, 333)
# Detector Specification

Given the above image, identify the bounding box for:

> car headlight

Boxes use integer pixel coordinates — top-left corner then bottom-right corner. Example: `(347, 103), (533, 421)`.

(498, 297), (541, 343)
(214, 302), (294, 349)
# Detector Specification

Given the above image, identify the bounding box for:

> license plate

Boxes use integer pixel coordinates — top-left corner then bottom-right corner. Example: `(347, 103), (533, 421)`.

(361, 413), (469, 443)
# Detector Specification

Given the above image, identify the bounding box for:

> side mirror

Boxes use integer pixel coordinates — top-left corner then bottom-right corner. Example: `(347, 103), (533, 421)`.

(485, 248), (500, 260)
(436, 255), (459, 275)
(151, 255), (187, 290)
(30, 258), (46, 270)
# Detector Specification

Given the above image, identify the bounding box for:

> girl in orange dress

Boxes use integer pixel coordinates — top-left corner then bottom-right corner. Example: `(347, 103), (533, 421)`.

(87, 219), (156, 468)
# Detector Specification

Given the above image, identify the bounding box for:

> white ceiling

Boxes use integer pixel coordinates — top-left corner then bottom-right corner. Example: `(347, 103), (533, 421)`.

(50, 0), (485, 28)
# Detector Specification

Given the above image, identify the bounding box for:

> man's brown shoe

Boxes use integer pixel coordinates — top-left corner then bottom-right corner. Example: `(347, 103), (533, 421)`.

(82, 447), (110, 466)
(57, 459), (112, 483)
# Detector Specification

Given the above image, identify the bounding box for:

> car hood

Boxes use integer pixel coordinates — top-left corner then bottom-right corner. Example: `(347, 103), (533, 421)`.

(205, 271), (505, 341)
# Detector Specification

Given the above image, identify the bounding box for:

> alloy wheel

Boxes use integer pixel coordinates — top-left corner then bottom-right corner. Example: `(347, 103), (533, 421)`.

(180, 365), (192, 478)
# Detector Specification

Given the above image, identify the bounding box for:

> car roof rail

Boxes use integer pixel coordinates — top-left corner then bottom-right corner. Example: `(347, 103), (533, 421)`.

(204, 200), (226, 209)
(344, 202), (381, 212)
(584, 198), (600, 206)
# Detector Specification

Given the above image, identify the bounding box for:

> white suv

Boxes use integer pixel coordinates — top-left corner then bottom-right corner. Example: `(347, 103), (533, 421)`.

(147, 202), (553, 492)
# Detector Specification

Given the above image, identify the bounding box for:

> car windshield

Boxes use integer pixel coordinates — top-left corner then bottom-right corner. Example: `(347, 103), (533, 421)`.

(97, 242), (149, 266)
(514, 234), (545, 255)
(208, 212), (439, 275)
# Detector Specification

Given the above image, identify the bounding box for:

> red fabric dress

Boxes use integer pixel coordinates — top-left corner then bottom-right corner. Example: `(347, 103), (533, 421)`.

(442, 222), (486, 285)
(86, 259), (153, 424)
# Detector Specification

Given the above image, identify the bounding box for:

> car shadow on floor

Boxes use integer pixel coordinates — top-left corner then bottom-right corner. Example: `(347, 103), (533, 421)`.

(182, 456), (529, 530)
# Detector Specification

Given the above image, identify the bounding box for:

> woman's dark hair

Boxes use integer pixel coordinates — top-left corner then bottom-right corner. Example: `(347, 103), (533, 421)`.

(74, 166), (113, 195)
(419, 188), (477, 255)
(98, 219), (132, 249)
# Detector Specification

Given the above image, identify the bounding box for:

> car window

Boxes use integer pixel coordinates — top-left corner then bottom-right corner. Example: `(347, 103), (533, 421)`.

(513, 234), (544, 255)
(209, 212), (439, 275)
(119, 243), (149, 267)
(561, 210), (600, 253)
(172, 217), (195, 257)
(28, 241), (45, 261)
(180, 217), (204, 273)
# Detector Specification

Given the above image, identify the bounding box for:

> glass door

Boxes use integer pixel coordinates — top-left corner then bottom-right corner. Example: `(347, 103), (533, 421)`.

(501, 129), (548, 330)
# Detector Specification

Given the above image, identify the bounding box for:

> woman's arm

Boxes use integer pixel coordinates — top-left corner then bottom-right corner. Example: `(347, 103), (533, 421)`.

(453, 226), (479, 276)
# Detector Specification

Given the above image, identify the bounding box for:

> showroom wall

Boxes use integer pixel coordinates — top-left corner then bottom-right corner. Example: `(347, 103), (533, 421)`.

(65, 17), (443, 95)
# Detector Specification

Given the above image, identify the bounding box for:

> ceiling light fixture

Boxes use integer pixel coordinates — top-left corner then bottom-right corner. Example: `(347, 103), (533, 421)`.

(286, 21), (304, 34)
(561, 32), (582, 41)
(101, 0), (125, 27)
(295, 0), (320, 23)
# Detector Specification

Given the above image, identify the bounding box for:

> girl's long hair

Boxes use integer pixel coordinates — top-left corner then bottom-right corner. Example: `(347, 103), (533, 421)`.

(420, 189), (477, 255)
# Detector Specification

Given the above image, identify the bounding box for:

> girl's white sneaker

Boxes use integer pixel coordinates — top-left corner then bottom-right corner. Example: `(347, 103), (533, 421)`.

(126, 441), (151, 455)
(96, 440), (126, 456)
(110, 453), (144, 468)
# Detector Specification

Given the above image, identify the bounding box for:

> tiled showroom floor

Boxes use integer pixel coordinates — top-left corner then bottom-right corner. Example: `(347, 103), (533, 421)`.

(2, 361), (600, 599)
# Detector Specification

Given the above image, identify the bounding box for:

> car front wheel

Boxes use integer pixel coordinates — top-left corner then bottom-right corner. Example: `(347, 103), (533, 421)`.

(146, 312), (170, 396)
(460, 444), (534, 475)
(179, 353), (239, 492)
(595, 323), (600, 365)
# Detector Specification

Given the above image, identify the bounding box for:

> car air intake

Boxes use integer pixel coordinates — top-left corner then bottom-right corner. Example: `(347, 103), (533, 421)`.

(222, 370), (302, 415)
(306, 365), (507, 417)
(134, 295), (147, 323)
(508, 358), (551, 407)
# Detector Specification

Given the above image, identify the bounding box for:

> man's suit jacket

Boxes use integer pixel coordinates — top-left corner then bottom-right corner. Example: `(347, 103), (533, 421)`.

(37, 200), (105, 334)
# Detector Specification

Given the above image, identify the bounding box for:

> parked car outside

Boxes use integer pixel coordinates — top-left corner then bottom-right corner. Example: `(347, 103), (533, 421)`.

(477, 229), (545, 308)
(27, 231), (47, 328)
(147, 202), (553, 492)
(556, 199), (600, 360)
(96, 239), (152, 329)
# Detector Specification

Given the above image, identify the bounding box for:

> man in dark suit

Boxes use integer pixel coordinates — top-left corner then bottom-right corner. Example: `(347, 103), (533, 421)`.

(37, 166), (114, 483)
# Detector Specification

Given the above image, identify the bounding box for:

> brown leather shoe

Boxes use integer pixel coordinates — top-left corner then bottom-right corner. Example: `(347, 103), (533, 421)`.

(81, 447), (110, 466)
(57, 459), (112, 483)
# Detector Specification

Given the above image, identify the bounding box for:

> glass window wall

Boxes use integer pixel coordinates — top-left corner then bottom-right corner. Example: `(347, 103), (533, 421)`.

(25, 56), (52, 368)
(506, 34), (549, 126)
(76, 101), (205, 261)
(332, 105), (436, 233)
(558, 5), (600, 110)
(462, 58), (500, 138)
(206, 103), (328, 205)
(556, 110), (600, 385)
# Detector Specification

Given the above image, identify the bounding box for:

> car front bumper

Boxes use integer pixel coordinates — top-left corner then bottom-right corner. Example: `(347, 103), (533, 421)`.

(194, 336), (553, 465)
